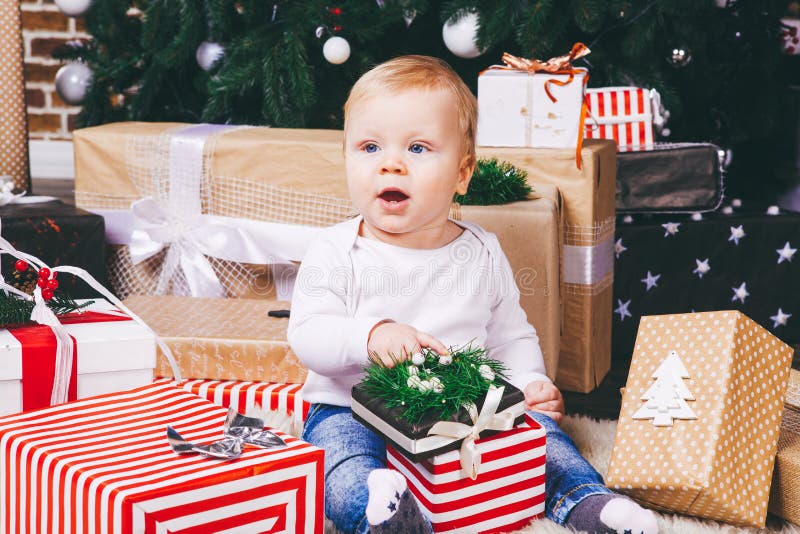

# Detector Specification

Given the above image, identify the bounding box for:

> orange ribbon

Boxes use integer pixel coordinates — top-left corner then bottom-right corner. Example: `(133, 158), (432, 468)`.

(493, 43), (591, 169)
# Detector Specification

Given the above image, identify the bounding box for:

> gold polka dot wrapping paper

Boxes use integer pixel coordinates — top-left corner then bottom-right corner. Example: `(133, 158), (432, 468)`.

(606, 311), (793, 528)
(769, 369), (800, 525)
(0, 2), (30, 192)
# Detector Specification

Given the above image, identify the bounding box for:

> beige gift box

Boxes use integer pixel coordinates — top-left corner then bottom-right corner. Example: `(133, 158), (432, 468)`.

(478, 140), (617, 392)
(606, 311), (794, 528)
(123, 294), (308, 384)
(0, 2), (30, 191)
(769, 368), (800, 525)
(76, 123), (562, 379)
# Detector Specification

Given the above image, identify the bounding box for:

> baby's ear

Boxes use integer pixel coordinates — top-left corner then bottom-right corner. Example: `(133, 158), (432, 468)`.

(456, 154), (475, 195)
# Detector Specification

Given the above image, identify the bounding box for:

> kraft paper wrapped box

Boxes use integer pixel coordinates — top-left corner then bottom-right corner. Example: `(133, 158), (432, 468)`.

(0, 382), (325, 533)
(769, 369), (800, 525)
(478, 139), (617, 392)
(75, 123), (562, 381)
(124, 294), (308, 384)
(0, 1), (29, 192)
(0, 299), (156, 416)
(606, 311), (794, 528)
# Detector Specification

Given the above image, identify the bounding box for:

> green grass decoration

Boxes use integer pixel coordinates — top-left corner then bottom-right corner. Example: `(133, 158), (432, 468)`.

(360, 345), (508, 425)
(0, 292), (93, 327)
(454, 158), (533, 206)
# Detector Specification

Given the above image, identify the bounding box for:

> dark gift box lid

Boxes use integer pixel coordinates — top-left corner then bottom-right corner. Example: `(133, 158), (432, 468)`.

(351, 378), (526, 463)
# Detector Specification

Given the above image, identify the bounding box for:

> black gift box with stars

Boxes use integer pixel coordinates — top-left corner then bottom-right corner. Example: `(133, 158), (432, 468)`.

(611, 207), (800, 359)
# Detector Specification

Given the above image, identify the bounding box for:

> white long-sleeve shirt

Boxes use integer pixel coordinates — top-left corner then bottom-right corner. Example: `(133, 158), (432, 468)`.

(287, 216), (550, 406)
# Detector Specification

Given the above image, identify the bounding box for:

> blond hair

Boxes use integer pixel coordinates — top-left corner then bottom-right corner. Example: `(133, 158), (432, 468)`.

(343, 55), (477, 165)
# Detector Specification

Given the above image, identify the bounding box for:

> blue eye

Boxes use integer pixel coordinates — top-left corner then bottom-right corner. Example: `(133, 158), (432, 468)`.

(363, 143), (379, 153)
(409, 143), (426, 154)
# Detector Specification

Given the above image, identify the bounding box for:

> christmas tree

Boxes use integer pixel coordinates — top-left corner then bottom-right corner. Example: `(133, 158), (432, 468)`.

(633, 350), (697, 427)
(54, 0), (798, 200)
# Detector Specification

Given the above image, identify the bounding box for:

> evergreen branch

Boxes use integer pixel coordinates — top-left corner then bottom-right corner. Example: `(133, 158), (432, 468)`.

(359, 344), (508, 424)
(455, 158), (532, 205)
(0, 292), (93, 327)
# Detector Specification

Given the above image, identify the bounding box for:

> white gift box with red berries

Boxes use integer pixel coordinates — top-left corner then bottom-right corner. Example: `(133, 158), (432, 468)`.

(0, 299), (155, 415)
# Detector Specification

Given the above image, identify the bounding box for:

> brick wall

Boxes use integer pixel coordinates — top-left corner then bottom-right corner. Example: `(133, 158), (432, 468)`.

(21, 1), (87, 141)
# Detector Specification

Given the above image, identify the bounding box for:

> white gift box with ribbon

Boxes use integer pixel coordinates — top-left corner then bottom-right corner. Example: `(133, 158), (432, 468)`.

(477, 69), (587, 149)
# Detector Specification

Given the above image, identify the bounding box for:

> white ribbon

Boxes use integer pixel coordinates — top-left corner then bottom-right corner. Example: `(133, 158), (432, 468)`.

(92, 124), (321, 301)
(0, 220), (182, 405)
(426, 386), (517, 480)
(562, 237), (614, 285)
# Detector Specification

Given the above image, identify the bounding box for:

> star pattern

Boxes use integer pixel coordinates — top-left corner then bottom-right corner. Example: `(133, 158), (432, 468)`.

(731, 282), (749, 304)
(771, 308), (792, 328)
(728, 225), (746, 245)
(641, 271), (660, 291)
(662, 222), (680, 237)
(612, 210), (798, 359)
(615, 238), (627, 259)
(693, 258), (710, 278)
(615, 299), (632, 321)
(777, 242), (797, 264)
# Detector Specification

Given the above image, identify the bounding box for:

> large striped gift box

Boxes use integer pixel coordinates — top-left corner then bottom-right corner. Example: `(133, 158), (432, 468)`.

(174, 378), (310, 421)
(0, 382), (324, 534)
(584, 87), (655, 149)
(386, 415), (546, 533)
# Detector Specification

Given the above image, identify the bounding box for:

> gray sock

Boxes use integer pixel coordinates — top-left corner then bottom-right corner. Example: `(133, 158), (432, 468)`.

(565, 494), (658, 534)
(368, 489), (430, 534)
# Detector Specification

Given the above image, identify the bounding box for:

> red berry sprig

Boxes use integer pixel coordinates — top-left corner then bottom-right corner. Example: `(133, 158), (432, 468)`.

(37, 267), (57, 300)
(14, 259), (28, 272)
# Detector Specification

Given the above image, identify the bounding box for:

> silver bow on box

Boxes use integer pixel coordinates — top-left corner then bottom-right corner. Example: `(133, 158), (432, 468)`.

(167, 407), (287, 460)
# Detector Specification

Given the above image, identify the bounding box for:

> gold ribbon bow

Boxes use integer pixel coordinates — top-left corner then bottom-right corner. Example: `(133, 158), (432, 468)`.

(426, 386), (517, 480)
(493, 43), (591, 169)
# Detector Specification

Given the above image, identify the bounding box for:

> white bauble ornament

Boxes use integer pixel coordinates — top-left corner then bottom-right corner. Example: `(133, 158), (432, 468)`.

(411, 352), (425, 366)
(55, 62), (92, 105)
(55, 0), (92, 17)
(442, 11), (483, 58)
(323, 36), (350, 64)
(196, 41), (225, 71)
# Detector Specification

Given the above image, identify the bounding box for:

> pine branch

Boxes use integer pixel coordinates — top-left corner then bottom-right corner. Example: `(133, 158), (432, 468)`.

(0, 292), (93, 327)
(455, 158), (532, 205)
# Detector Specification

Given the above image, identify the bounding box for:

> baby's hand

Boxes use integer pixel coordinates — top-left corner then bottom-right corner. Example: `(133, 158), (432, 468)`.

(524, 380), (565, 424)
(367, 322), (448, 367)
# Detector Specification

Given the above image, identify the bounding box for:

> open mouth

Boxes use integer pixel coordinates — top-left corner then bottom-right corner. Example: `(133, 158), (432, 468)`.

(378, 188), (409, 203)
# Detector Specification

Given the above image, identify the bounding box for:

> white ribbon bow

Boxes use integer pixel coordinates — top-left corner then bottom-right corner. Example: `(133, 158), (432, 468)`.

(0, 220), (182, 406)
(426, 386), (517, 480)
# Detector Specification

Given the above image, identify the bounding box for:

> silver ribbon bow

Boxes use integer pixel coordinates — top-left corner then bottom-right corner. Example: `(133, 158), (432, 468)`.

(426, 386), (517, 480)
(167, 407), (287, 460)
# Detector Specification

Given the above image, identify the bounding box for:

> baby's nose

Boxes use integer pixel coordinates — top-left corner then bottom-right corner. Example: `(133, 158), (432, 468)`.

(380, 154), (406, 174)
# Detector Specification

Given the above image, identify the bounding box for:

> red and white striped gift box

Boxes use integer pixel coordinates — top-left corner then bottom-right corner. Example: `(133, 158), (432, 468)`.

(387, 415), (546, 533)
(584, 87), (655, 149)
(0, 382), (323, 534)
(174, 379), (310, 421)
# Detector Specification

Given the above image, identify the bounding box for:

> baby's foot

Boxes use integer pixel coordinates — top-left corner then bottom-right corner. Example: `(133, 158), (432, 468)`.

(566, 494), (658, 534)
(366, 469), (430, 533)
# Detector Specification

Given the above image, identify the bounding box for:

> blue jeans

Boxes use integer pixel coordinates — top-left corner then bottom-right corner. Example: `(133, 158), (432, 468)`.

(302, 405), (611, 533)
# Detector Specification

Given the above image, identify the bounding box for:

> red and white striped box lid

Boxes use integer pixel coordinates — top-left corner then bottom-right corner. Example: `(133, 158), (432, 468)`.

(585, 87), (655, 149)
(172, 378), (310, 421)
(387, 415), (546, 533)
(0, 382), (323, 534)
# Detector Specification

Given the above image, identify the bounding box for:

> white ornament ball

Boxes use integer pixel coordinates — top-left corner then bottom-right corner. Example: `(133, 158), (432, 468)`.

(438, 354), (453, 365)
(55, 0), (92, 17)
(731, 198), (742, 208)
(722, 206), (734, 215)
(691, 212), (703, 221)
(442, 11), (483, 58)
(411, 352), (426, 366)
(767, 205), (780, 215)
(55, 62), (92, 105)
(323, 36), (350, 64)
(196, 41), (225, 71)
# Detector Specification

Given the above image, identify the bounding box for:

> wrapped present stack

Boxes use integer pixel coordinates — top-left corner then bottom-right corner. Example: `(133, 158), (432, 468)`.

(606, 311), (794, 528)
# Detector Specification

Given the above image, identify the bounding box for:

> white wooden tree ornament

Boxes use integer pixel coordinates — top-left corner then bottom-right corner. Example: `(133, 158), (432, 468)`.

(633, 350), (697, 427)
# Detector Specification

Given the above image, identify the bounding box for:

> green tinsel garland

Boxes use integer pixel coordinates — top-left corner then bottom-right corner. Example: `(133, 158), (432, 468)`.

(359, 345), (508, 425)
(454, 158), (533, 206)
(0, 292), (93, 327)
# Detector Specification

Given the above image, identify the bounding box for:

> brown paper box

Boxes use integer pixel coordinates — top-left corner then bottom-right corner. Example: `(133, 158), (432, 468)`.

(606, 311), (794, 528)
(0, 2), (29, 192)
(477, 140), (617, 392)
(769, 369), (800, 524)
(123, 295), (308, 384)
(75, 123), (563, 380)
